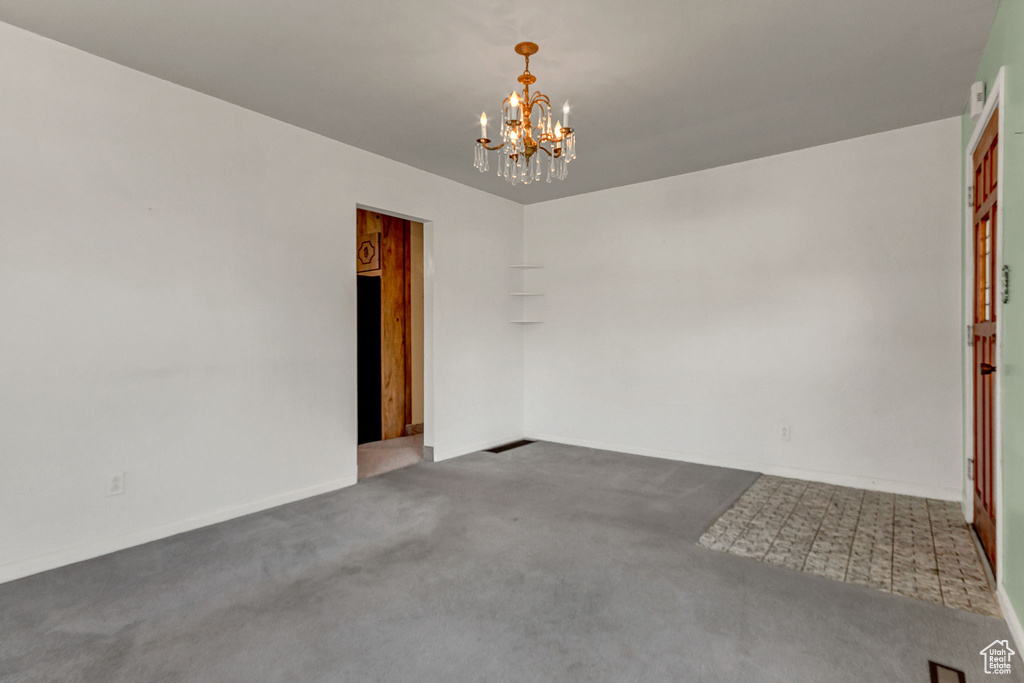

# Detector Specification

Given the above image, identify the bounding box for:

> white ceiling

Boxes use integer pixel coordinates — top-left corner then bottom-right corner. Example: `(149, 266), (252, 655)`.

(0, 0), (998, 204)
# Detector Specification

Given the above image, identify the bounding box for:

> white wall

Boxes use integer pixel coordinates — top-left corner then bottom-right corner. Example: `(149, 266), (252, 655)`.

(0, 17), (967, 585)
(0, 22), (524, 583)
(523, 118), (963, 499)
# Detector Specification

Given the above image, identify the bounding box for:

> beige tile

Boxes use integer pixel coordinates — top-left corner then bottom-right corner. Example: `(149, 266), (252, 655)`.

(698, 474), (998, 617)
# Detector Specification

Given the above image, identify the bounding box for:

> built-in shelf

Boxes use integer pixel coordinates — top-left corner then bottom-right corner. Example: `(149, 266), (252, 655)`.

(510, 264), (543, 323)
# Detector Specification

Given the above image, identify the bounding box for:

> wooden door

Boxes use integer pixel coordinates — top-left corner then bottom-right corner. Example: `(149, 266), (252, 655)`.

(379, 213), (411, 439)
(972, 108), (999, 572)
(356, 209), (412, 441)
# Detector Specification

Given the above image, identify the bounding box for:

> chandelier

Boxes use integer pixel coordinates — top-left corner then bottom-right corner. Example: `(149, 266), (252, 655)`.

(474, 42), (576, 185)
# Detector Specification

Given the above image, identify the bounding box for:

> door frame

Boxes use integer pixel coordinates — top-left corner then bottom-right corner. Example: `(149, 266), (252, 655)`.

(962, 66), (1005, 579)
(354, 204), (434, 459)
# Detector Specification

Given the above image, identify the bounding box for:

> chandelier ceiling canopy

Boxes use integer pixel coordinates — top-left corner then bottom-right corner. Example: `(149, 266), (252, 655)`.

(474, 42), (576, 186)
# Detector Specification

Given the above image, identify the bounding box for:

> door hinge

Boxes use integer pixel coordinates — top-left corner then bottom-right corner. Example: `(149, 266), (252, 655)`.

(967, 324), (974, 347)
(968, 458), (974, 480)
(968, 186), (973, 207)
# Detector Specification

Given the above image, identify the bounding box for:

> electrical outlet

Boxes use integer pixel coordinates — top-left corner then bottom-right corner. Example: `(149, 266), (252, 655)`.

(780, 425), (791, 441)
(107, 472), (125, 496)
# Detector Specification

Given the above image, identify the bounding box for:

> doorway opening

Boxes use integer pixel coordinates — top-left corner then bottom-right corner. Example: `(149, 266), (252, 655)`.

(356, 208), (425, 479)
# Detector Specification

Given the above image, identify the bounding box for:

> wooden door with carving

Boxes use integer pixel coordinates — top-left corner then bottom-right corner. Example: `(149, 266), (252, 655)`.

(972, 108), (998, 573)
(356, 209), (412, 441)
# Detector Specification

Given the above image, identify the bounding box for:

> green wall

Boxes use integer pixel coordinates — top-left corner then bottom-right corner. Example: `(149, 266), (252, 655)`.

(963, 0), (1024, 626)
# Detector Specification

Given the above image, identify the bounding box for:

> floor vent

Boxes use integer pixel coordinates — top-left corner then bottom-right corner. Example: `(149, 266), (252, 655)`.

(929, 662), (965, 683)
(485, 439), (535, 453)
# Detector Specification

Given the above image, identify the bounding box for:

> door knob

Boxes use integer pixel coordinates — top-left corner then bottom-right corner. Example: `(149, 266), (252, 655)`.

(981, 363), (997, 375)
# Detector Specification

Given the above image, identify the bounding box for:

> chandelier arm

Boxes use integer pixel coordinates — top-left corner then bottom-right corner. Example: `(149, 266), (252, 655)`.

(537, 145), (552, 156)
(481, 141), (505, 151)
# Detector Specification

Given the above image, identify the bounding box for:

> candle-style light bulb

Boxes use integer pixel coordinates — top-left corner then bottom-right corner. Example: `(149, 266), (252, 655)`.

(555, 120), (562, 140)
(480, 112), (487, 138)
(562, 101), (570, 128)
(510, 92), (520, 120)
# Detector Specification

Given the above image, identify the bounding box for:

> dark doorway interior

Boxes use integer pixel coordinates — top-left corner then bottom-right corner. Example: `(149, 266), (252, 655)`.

(357, 275), (382, 444)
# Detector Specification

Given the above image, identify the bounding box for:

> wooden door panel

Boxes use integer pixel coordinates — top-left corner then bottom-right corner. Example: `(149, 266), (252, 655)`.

(380, 214), (409, 440)
(356, 209), (382, 277)
(972, 109), (998, 572)
(356, 209), (411, 442)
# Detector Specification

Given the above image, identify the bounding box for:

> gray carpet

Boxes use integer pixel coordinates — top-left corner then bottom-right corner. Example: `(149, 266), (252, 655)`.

(0, 441), (1019, 682)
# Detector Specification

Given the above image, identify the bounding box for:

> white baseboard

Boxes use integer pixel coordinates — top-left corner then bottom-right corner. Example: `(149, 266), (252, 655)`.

(433, 434), (527, 462)
(998, 584), (1024, 650)
(0, 475), (358, 586)
(524, 432), (962, 501)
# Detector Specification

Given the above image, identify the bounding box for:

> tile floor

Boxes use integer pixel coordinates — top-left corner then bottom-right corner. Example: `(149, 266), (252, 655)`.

(357, 433), (423, 480)
(698, 475), (1001, 616)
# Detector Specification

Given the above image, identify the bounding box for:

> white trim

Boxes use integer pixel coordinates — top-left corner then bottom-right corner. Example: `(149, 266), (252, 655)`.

(963, 67), (1006, 580)
(525, 432), (962, 500)
(998, 584), (1024, 651)
(0, 475), (358, 585)
(423, 220), (435, 450)
(352, 206), (435, 453)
